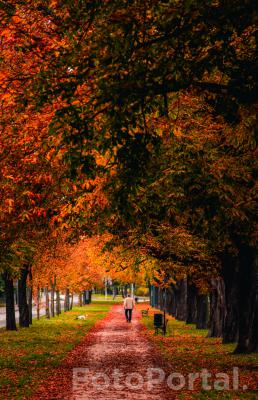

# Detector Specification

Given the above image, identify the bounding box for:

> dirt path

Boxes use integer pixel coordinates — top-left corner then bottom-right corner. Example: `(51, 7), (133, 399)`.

(33, 304), (174, 399)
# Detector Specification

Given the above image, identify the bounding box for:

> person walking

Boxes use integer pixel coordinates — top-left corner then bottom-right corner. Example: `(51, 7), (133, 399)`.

(123, 293), (135, 322)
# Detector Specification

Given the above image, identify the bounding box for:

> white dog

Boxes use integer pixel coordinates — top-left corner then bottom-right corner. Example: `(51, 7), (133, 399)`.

(76, 315), (88, 320)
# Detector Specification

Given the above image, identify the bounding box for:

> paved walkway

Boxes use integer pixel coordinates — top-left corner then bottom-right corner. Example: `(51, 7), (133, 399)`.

(33, 304), (174, 399)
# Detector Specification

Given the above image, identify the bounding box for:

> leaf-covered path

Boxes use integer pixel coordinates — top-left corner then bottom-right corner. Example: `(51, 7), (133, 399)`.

(33, 304), (173, 399)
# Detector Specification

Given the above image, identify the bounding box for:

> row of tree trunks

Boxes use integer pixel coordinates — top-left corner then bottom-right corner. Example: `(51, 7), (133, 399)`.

(150, 249), (257, 354)
(3, 270), (79, 330)
(150, 281), (213, 332)
(42, 288), (67, 318)
(3, 264), (32, 330)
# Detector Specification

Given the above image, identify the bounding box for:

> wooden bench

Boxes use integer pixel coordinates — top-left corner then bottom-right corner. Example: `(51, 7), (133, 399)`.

(141, 308), (149, 317)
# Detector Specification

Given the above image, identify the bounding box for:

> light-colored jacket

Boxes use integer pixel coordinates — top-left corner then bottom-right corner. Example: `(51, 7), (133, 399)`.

(124, 297), (135, 310)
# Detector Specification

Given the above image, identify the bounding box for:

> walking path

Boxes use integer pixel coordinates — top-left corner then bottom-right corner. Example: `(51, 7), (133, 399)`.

(33, 304), (174, 399)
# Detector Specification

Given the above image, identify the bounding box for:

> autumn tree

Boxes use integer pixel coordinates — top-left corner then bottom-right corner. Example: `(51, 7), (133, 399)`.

(0, 2), (100, 328)
(0, 1), (256, 353)
(78, 0), (256, 353)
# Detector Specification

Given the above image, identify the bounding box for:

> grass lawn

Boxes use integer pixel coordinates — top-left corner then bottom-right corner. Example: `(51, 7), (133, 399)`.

(138, 304), (258, 400)
(92, 293), (123, 300)
(0, 301), (115, 399)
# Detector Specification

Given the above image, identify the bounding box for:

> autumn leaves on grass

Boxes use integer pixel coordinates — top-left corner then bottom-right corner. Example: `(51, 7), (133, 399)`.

(0, 302), (112, 400)
(140, 306), (258, 399)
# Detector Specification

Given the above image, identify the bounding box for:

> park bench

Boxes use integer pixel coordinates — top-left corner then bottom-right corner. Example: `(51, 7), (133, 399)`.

(141, 308), (149, 317)
(154, 312), (168, 335)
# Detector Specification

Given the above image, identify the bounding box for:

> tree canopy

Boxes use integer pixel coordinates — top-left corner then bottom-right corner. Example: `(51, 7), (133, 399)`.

(0, 0), (257, 352)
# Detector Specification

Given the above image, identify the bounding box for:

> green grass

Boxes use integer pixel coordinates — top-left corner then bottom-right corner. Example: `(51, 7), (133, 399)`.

(140, 305), (258, 399)
(91, 293), (123, 301)
(0, 301), (113, 399)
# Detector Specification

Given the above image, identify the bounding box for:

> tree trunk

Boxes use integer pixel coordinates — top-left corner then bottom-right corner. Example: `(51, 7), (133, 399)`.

(64, 288), (69, 311)
(79, 292), (83, 307)
(27, 268), (33, 325)
(165, 286), (175, 316)
(3, 272), (17, 331)
(175, 279), (187, 321)
(18, 265), (30, 328)
(70, 293), (73, 310)
(37, 287), (40, 320)
(83, 290), (92, 305)
(27, 285), (33, 325)
(158, 287), (164, 310)
(164, 288), (168, 312)
(45, 288), (50, 319)
(249, 293), (258, 353)
(153, 286), (159, 308)
(186, 282), (197, 324)
(50, 278), (56, 318)
(234, 245), (257, 353)
(170, 285), (177, 315)
(196, 294), (209, 329)
(14, 280), (18, 305)
(208, 277), (225, 337)
(50, 288), (55, 317)
(56, 290), (61, 315)
(221, 252), (239, 343)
